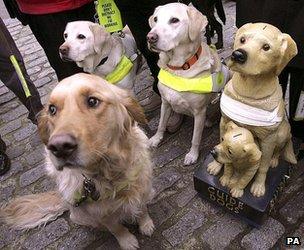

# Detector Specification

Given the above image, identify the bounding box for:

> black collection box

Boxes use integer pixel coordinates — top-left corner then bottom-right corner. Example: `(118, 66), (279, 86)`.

(194, 154), (290, 228)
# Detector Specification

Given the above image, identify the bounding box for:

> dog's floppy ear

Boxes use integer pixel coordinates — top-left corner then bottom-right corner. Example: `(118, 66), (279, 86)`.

(187, 5), (208, 41)
(148, 15), (155, 28)
(243, 143), (262, 163)
(89, 24), (110, 54)
(275, 33), (298, 75)
(225, 121), (238, 132)
(37, 108), (51, 145)
(123, 95), (147, 125)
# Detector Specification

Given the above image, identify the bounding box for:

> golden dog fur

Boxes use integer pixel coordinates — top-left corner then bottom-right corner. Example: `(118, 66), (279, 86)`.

(212, 121), (261, 198)
(208, 23), (297, 197)
(0, 73), (154, 250)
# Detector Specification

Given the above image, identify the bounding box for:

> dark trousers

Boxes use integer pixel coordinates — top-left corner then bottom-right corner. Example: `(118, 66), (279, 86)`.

(279, 67), (304, 140)
(24, 2), (96, 81)
(115, 0), (171, 94)
(0, 18), (43, 123)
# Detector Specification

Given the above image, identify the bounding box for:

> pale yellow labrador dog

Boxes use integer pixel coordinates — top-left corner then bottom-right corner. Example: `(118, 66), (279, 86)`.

(147, 3), (230, 165)
(59, 21), (139, 93)
(1, 74), (154, 250)
(208, 23), (297, 197)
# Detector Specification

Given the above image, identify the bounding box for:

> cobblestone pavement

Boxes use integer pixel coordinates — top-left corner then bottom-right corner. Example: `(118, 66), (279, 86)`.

(1, 1), (304, 249)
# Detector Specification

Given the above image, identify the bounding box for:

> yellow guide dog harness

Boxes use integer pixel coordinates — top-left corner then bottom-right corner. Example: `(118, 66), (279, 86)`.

(158, 45), (229, 93)
(105, 55), (133, 84)
(158, 64), (230, 94)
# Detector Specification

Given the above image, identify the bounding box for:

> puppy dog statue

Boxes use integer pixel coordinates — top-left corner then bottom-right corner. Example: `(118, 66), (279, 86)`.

(211, 121), (261, 198)
(208, 23), (297, 197)
(147, 3), (230, 165)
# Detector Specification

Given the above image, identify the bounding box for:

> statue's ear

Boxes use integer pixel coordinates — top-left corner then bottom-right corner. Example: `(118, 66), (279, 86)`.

(275, 33), (298, 75)
(225, 121), (238, 131)
(243, 143), (261, 163)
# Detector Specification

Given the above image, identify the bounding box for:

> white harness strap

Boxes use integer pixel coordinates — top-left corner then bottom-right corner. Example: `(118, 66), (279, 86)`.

(220, 92), (283, 126)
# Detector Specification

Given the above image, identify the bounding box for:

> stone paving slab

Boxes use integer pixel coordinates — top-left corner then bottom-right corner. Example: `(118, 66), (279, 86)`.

(0, 1), (303, 249)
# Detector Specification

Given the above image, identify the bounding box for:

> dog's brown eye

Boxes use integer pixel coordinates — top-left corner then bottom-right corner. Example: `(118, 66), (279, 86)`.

(77, 34), (86, 39)
(154, 16), (158, 23)
(87, 97), (100, 108)
(64, 33), (68, 39)
(240, 37), (246, 44)
(170, 17), (180, 24)
(262, 44), (270, 51)
(49, 104), (57, 116)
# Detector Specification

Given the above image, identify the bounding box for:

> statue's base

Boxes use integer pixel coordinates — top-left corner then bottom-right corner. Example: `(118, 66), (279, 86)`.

(194, 154), (290, 228)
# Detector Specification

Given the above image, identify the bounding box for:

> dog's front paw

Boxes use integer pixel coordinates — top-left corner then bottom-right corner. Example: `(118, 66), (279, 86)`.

(219, 175), (230, 187)
(207, 160), (222, 175)
(148, 134), (163, 148)
(118, 233), (139, 250)
(250, 182), (266, 197)
(139, 217), (155, 237)
(230, 187), (244, 198)
(184, 150), (199, 165)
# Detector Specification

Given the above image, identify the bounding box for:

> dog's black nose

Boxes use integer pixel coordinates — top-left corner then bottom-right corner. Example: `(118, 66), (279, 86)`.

(59, 45), (69, 56)
(231, 49), (247, 64)
(47, 134), (77, 158)
(210, 149), (218, 159)
(147, 32), (158, 44)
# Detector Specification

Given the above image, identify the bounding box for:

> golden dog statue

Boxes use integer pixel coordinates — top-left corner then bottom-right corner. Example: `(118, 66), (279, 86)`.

(208, 23), (297, 197)
(211, 121), (261, 198)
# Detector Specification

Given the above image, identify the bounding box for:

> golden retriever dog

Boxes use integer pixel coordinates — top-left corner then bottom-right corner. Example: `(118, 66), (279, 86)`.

(147, 3), (230, 165)
(211, 121), (261, 198)
(208, 23), (297, 197)
(0, 73), (154, 250)
(59, 21), (139, 93)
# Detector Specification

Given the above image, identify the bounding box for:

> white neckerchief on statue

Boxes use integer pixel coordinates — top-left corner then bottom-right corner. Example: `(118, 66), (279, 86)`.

(220, 92), (283, 127)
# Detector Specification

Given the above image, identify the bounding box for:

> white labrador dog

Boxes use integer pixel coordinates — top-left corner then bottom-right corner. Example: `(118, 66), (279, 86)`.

(59, 21), (139, 92)
(147, 3), (230, 165)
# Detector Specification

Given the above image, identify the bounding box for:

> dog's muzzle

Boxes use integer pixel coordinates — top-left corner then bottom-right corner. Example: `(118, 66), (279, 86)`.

(147, 32), (158, 44)
(231, 49), (247, 64)
(59, 45), (73, 62)
(47, 133), (78, 159)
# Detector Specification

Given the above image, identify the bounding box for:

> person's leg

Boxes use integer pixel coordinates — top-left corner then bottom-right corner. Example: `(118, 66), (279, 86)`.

(24, 2), (96, 81)
(116, 0), (162, 94)
(278, 66), (289, 97)
(0, 135), (10, 176)
(289, 68), (304, 160)
(0, 18), (43, 124)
